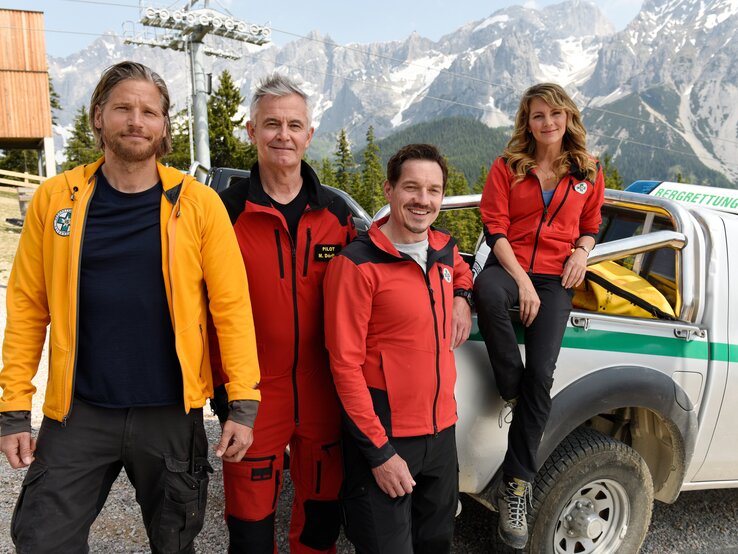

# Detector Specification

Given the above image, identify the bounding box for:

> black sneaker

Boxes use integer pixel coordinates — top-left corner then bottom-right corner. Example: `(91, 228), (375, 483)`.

(496, 476), (531, 549)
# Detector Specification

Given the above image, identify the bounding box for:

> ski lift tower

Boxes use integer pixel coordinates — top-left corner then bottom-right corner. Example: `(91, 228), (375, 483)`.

(126, 1), (270, 173)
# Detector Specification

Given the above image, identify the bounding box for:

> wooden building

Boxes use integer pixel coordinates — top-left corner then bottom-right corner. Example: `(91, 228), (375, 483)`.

(0, 8), (55, 176)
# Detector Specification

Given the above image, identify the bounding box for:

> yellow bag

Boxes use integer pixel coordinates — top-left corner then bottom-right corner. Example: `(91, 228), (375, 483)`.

(572, 260), (676, 320)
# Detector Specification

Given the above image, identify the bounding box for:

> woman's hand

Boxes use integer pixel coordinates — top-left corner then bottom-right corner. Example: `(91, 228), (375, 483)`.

(517, 273), (541, 326)
(562, 248), (589, 289)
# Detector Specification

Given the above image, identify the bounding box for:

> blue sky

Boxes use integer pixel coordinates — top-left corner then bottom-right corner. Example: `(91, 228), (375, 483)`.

(16, 0), (644, 58)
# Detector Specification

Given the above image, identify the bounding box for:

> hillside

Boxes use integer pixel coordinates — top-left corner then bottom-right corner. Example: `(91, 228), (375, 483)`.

(370, 115), (733, 188)
(583, 89), (736, 188)
(373, 117), (509, 186)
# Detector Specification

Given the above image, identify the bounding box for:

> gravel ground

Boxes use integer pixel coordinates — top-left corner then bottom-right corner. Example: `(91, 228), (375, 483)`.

(0, 194), (737, 552)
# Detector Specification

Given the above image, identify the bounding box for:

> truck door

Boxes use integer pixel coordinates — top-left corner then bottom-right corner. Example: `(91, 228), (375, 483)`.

(689, 214), (737, 482)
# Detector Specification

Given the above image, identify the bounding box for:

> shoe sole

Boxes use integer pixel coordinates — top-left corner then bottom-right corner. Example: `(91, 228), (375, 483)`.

(498, 527), (528, 550)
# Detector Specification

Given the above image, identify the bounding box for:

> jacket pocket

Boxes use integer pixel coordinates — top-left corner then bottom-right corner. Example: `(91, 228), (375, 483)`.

(11, 462), (48, 545)
(380, 346), (435, 434)
(150, 454), (213, 553)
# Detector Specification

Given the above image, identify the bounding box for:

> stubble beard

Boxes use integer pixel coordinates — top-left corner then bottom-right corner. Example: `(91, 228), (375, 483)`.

(103, 128), (161, 163)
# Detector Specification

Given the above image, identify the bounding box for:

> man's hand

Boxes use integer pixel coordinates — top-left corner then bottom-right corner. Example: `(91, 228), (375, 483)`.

(450, 296), (472, 350)
(561, 247), (589, 289)
(215, 420), (254, 463)
(371, 453), (416, 498)
(516, 273), (541, 326)
(1, 432), (36, 468)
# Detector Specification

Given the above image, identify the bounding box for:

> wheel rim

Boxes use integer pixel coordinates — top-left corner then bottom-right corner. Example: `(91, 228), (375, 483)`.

(553, 478), (630, 554)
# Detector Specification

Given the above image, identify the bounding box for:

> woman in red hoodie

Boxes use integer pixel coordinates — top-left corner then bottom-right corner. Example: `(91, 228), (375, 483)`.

(473, 82), (605, 549)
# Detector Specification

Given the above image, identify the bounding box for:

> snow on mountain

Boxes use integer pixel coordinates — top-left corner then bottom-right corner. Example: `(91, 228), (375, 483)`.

(46, 0), (738, 183)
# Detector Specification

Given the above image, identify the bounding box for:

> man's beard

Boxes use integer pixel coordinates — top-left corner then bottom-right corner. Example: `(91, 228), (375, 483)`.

(103, 128), (162, 163)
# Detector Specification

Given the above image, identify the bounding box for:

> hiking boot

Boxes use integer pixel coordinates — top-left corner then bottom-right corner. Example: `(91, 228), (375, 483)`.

(496, 476), (531, 549)
(498, 398), (517, 428)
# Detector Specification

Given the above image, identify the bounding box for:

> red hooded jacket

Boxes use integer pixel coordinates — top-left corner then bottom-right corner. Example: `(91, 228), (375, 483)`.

(481, 156), (604, 275)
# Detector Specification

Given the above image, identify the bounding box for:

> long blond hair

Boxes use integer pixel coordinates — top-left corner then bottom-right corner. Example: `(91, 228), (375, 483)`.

(503, 83), (597, 183)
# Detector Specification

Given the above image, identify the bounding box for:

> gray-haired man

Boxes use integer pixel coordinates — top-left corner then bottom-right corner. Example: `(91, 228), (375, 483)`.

(210, 73), (356, 553)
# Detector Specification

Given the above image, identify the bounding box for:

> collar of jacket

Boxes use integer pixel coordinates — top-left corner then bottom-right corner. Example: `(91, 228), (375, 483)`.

(367, 215), (454, 261)
(247, 160), (332, 209)
(61, 156), (192, 205)
(522, 162), (592, 184)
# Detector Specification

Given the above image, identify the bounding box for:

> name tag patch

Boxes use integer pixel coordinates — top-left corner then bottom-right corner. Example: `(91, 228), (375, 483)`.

(315, 244), (341, 261)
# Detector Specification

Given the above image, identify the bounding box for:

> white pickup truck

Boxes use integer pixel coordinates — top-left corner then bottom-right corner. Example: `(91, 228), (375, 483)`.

(452, 180), (738, 553)
(205, 168), (738, 554)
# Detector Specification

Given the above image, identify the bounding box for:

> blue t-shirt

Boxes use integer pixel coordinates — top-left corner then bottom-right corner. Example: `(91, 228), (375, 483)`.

(542, 188), (555, 207)
(74, 169), (182, 408)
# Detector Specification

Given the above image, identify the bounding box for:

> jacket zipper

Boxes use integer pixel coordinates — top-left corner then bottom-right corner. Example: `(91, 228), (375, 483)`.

(274, 230), (285, 278)
(165, 184), (185, 410)
(302, 227), (312, 277)
(198, 324), (205, 371)
(547, 177), (573, 227)
(423, 270), (442, 435)
(437, 268), (447, 340)
(289, 237), (300, 425)
(528, 206), (548, 274)
(63, 179), (96, 426)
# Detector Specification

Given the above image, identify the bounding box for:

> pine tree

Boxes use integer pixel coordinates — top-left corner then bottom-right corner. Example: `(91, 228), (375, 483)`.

(333, 129), (354, 193)
(0, 150), (39, 174)
(162, 108), (193, 170)
(49, 77), (62, 125)
(62, 105), (99, 171)
(434, 164), (481, 253)
(473, 164), (489, 194)
(601, 152), (624, 190)
(208, 70), (256, 169)
(359, 126), (386, 215)
(318, 158), (337, 187)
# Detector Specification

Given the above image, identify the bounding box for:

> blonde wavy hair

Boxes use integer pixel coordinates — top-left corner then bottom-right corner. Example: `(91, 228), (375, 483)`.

(503, 83), (597, 184)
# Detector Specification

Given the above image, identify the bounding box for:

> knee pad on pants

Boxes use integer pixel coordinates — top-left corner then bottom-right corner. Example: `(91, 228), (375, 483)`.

(299, 499), (340, 550)
(227, 513), (275, 554)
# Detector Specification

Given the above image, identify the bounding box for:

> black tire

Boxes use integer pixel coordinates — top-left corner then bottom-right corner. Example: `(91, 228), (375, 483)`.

(526, 427), (653, 554)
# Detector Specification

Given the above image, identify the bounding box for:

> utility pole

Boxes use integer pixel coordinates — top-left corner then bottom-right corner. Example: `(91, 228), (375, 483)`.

(125, 1), (270, 173)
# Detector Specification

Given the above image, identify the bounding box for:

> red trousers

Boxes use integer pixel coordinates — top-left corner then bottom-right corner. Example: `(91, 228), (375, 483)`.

(222, 367), (343, 553)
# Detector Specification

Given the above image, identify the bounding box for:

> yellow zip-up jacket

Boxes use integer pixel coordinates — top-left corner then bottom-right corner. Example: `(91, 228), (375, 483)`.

(0, 157), (261, 422)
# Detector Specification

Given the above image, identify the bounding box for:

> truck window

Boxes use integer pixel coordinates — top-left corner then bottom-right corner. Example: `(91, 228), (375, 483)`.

(580, 205), (679, 316)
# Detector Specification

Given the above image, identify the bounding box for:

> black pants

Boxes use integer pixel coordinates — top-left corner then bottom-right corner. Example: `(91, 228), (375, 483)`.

(11, 398), (211, 554)
(474, 264), (572, 482)
(341, 426), (458, 554)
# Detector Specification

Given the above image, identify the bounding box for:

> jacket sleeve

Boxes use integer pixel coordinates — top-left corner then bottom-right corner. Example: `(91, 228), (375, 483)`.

(324, 255), (396, 467)
(453, 245), (473, 291)
(0, 185), (51, 413)
(200, 186), (261, 405)
(578, 163), (605, 238)
(479, 157), (512, 249)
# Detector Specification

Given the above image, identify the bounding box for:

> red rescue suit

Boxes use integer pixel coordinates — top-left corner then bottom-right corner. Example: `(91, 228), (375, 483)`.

(212, 161), (356, 553)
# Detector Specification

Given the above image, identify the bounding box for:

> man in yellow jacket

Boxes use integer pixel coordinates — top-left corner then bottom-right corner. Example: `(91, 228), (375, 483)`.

(0, 61), (261, 553)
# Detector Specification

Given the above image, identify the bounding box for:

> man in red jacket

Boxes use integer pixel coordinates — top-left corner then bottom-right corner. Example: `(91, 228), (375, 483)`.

(324, 144), (473, 553)
(211, 73), (356, 553)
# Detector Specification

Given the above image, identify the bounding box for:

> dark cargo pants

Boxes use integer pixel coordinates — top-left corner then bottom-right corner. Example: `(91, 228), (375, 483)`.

(11, 398), (212, 554)
(340, 425), (458, 554)
(474, 263), (572, 482)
